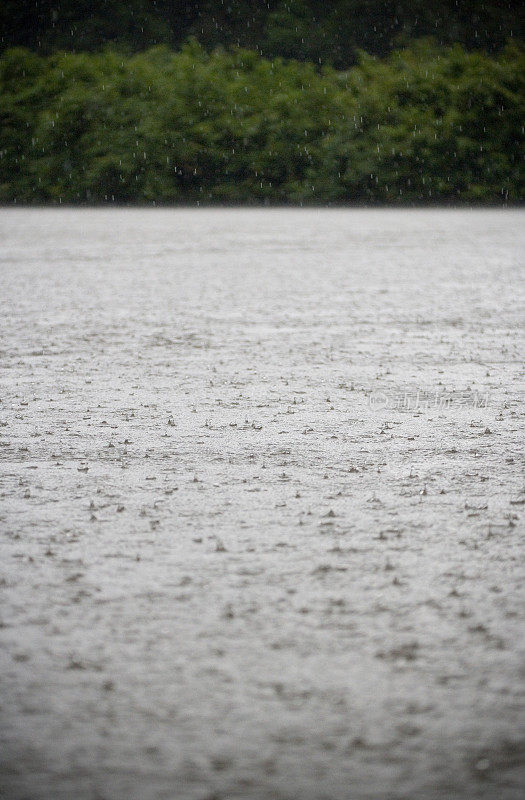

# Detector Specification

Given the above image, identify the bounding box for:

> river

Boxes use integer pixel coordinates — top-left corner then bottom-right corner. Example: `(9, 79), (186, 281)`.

(0, 208), (524, 799)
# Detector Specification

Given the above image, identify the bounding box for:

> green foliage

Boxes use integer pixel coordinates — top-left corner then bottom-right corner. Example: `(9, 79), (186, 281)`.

(0, 40), (523, 203)
(0, 1), (522, 66)
(315, 41), (525, 202)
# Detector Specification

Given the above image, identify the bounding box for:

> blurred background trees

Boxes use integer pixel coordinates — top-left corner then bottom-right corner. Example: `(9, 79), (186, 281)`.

(1, 1), (522, 64)
(0, 2), (523, 203)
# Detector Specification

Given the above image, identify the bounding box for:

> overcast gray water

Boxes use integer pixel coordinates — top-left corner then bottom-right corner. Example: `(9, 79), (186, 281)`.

(0, 208), (524, 799)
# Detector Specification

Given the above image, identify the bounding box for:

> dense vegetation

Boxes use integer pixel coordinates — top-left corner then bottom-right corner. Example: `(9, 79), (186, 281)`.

(1, 40), (523, 204)
(1, 1), (523, 67)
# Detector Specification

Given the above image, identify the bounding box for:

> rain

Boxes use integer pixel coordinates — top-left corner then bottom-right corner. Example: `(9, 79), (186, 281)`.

(0, 4), (524, 800)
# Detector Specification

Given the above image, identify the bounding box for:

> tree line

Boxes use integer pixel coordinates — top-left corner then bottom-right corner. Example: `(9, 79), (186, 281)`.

(1, 1), (522, 67)
(1, 39), (523, 204)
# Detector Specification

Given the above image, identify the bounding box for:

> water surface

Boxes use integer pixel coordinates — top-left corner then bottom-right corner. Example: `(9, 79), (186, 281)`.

(0, 209), (524, 799)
